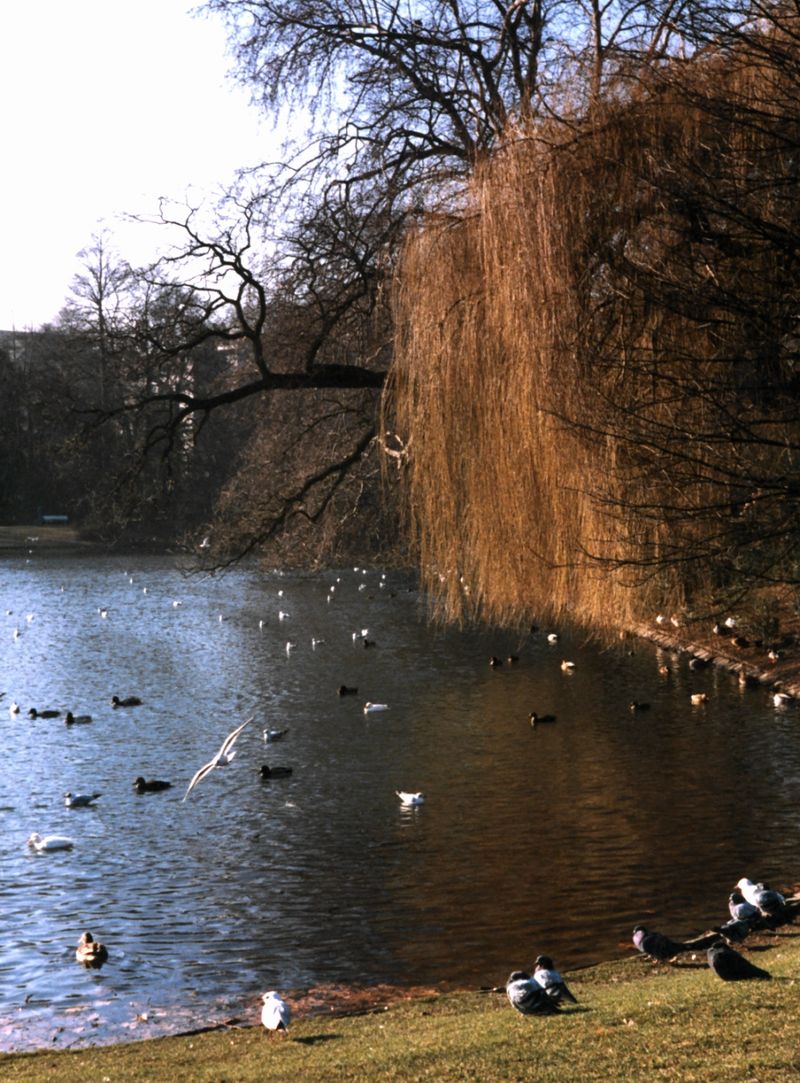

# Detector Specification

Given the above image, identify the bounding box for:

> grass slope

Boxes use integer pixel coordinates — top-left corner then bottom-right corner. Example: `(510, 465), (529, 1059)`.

(4, 938), (800, 1082)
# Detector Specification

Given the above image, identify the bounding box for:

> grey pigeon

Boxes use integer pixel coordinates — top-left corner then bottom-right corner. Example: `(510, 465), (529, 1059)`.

(505, 971), (560, 1015)
(632, 925), (689, 961)
(715, 917), (752, 944)
(533, 955), (578, 1004)
(728, 890), (760, 925)
(707, 939), (771, 981)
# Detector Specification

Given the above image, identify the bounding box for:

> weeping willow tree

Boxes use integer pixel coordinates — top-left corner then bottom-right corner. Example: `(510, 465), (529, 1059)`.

(388, 26), (800, 631)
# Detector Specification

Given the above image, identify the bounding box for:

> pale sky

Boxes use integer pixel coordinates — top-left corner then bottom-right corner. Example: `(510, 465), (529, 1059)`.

(0, 1), (281, 329)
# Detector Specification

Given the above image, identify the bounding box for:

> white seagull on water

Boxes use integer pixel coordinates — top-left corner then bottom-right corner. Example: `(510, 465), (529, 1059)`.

(396, 790), (425, 806)
(27, 832), (74, 852)
(183, 717), (253, 801)
(364, 702), (389, 714)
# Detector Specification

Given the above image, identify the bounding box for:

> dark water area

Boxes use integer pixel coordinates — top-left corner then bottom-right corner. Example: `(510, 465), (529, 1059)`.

(1, 553), (799, 1051)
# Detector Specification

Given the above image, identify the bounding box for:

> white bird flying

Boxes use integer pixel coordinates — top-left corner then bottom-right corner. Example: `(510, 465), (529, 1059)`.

(183, 717), (253, 801)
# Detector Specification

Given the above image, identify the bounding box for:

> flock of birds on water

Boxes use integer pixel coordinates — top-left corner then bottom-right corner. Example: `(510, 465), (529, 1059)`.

(6, 561), (800, 1041)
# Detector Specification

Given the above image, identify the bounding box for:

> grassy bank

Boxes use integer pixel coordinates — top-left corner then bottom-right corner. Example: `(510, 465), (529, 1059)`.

(4, 936), (800, 1082)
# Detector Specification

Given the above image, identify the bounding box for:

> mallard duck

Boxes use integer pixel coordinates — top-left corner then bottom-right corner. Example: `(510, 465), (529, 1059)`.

(133, 776), (172, 793)
(27, 832), (74, 852)
(76, 931), (108, 968)
(260, 764), (293, 778)
(111, 695), (142, 708)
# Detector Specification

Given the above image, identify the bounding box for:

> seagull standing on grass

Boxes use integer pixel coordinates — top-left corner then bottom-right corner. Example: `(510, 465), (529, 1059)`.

(261, 991), (291, 1036)
(183, 717), (253, 800)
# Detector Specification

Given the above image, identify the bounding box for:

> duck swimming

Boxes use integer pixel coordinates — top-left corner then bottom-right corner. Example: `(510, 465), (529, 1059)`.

(28, 708), (61, 719)
(76, 931), (108, 968)
(337, 685), (358, 696)
(65, 712), (93, 725)
(112, 695), (142, 708)
(133, 776), (172, 793)
(529, 712), (557, 726)
(363, 702), (389, 714)
(260, 764), (293, 779)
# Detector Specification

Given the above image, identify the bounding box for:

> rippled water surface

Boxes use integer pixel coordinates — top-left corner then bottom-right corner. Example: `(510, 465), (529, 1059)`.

(1, 552), (799, 1050)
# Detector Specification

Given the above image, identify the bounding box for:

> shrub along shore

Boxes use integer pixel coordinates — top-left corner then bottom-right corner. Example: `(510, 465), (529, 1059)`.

(3, 924), (800, 1082)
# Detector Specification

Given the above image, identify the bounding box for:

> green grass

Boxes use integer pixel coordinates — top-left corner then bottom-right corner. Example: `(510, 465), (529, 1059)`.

(4, 940), (800, 1082)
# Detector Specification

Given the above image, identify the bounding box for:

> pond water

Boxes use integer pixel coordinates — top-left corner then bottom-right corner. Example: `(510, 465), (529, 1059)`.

(1, 553), (798, 1050)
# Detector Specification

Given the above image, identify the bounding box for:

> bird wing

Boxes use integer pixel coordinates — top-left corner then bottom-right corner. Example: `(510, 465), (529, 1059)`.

(218, 716), (254, 759)
(182, 758), (217, 801)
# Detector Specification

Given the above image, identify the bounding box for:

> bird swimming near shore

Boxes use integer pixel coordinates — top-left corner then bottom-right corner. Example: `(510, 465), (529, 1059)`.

(65, 712), (93, 725)
(112, 695), (142, 708)
(338, 685), (358, 696)
(261, 991), (291, 1035)
(364, 702), (389, 714)
(632, 925), (689, 961)
(76, 931), (108, 968)
(183, 717), (253, 800)
(505, 971), (560, 1015)
(28, 708), (61, 719)
(396, 790), (425, 806)
(532, 955), (578, 1004)
(64, 791), (102, 808)
(27, 832), (74, 852)
(707, 939), (771, 981)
